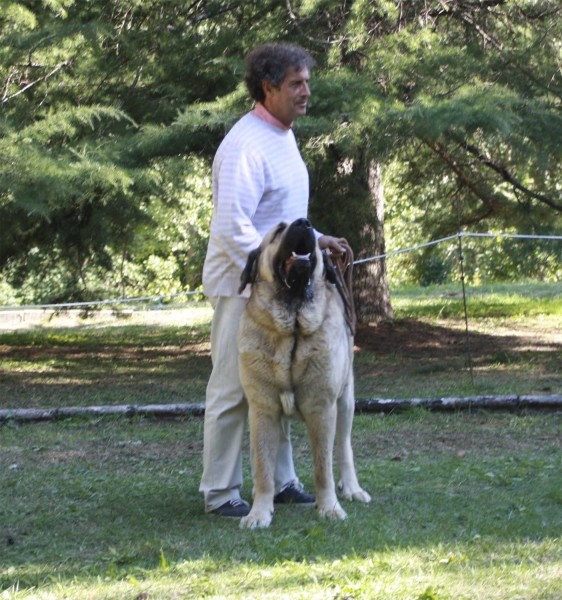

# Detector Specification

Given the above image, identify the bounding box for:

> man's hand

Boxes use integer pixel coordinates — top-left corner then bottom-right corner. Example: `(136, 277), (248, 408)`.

(318, 235), (348, 258)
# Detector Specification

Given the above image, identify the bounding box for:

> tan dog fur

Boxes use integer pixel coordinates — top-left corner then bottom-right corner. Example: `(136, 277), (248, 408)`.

(237, 220), (370, 529)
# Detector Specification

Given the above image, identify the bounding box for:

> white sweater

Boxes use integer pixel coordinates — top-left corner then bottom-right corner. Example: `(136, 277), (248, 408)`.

(202, 112), (315, 298)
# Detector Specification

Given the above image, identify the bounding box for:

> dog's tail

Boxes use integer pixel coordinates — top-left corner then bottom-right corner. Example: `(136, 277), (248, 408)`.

(279, 390), (296, 416)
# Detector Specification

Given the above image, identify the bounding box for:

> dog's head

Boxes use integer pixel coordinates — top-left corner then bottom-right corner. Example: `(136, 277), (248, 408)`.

(239, 218), (329, 298)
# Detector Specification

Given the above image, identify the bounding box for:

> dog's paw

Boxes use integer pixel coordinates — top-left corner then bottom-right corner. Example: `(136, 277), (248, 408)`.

(351, 489), (371, 503)
(338, 481), (372, 503)
(317, 502), (347, 521)
(239, 511), (273, 529)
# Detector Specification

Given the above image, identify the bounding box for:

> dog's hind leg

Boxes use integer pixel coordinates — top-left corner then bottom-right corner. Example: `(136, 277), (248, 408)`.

(301, 403), (347, 520)
(336, 377), (371, 503)
(240, 404), (280, 529)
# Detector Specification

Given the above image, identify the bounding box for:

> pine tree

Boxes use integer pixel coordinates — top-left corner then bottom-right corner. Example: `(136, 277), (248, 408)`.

(1, 0), (560, 307)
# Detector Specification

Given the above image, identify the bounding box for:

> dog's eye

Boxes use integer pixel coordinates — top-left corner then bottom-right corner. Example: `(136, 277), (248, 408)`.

(271, 222), (287, 241)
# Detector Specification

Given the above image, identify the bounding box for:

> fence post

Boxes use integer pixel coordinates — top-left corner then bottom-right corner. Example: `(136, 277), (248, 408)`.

(456, 199), (475, 385)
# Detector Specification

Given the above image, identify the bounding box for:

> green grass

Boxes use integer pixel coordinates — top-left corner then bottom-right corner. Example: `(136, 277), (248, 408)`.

(391, 281), (562, 319)
(1, 286), (561, 598)
(1, 411), (561, 599)
(0, 282), (561, 408)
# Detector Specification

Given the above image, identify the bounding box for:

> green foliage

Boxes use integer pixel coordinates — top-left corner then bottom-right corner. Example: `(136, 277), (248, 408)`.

(302, 0), (562, 282)
(0, 0), (241, 303)
(110, 156), (213, 298)
(1, 0), (561, 302)
(384, 143), (562, 287)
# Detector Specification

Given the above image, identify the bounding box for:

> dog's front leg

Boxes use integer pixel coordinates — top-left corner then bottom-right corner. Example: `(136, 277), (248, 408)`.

(240, 404), (280, 529)
(301, 404), (347, 521)
(336, 380), (371, 503)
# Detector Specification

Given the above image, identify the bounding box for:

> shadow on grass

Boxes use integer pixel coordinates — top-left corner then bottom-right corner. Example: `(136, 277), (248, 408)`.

(2, 318), (561, 409)
(356, 319), (561, 361)
(354, 319), (561, 397)
(0, 324), (213, 408)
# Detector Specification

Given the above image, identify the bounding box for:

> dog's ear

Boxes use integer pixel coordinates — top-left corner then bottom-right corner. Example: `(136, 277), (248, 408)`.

(238, 247), (261, 293)
(322, 250), (338, 285)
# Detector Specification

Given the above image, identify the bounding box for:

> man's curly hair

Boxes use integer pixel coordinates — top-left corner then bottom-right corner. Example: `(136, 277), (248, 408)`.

(244, 42), (315, 104)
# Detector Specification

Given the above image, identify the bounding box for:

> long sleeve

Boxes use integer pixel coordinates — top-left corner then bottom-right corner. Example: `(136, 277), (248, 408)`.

(212, 149), (264, 270)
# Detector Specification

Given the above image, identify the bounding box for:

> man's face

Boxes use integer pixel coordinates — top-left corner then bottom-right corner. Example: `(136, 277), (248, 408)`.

(263, 66), (311, 127)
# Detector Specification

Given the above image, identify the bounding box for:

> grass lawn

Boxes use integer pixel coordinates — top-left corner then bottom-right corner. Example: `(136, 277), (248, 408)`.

(1, 410), (561, 599)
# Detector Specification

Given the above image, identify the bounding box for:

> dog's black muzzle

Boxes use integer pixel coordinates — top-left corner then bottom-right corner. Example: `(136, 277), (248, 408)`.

(275, 218), (317, 297)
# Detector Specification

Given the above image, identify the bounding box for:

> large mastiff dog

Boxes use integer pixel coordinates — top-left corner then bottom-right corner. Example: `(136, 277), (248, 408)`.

(237, 218), (371, 529)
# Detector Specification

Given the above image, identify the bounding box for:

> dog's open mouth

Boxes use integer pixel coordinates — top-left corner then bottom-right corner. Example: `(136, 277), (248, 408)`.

(275, 219), (317, 296)
(284, 251), (311, 272)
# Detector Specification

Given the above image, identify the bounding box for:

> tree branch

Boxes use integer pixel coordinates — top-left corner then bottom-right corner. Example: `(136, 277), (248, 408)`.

(185, 1), (242, 25)
(284, 0), (347, 46)
(455, 6), (562, 101)
(425, 0), (507, 20)
(2, 69), (16, 102)
(460, 141), (562, 212)
(1, 60), (71, 105)
(422, 139), (500, 213)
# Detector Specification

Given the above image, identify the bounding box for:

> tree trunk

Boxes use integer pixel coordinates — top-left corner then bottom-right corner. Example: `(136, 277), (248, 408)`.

(353, 161), (394, 324)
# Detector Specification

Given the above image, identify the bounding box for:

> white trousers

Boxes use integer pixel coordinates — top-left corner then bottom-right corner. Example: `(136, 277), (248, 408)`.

(199, 296), (298, 512)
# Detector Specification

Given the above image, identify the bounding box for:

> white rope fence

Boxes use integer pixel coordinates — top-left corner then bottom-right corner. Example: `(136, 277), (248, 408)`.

(0, 232), (560, 311)
(353, 232), (562, 265)
(0, 290), (202, 311)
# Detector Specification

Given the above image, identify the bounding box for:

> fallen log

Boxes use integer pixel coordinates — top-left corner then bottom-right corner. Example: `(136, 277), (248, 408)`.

(0, 403), (205, 422)
(1, 395), (561, 422)
(354, 394), (562, 413)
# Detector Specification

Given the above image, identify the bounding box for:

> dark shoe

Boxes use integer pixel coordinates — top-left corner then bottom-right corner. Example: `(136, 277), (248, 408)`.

(274, 483), (315, 505)
(210, 499), (250, 518)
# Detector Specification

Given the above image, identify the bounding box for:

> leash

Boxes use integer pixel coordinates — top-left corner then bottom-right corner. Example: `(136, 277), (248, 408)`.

(324, 241), (357, 336)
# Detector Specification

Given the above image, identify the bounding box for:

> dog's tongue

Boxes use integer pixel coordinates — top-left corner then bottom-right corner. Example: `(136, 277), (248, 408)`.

(284, 252), (310, 271)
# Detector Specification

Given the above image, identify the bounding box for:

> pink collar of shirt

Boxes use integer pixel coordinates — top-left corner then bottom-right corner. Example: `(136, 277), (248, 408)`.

(251, 102), (292, 130)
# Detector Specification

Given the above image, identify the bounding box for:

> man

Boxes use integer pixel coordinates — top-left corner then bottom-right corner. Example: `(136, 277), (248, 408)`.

(200, 42), (346, 517)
